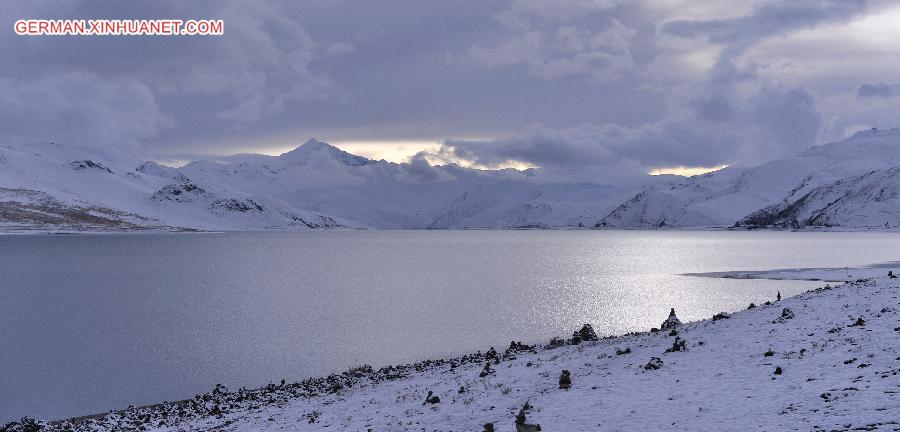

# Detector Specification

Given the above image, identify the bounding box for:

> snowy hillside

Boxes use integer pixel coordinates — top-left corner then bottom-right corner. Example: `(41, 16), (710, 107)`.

(7, 273), (898, 431)
(5, 128), (900, 231)
(0, 142), (342, 231)
(738, 166), (900, 229)
(600, 128), (900, 229)
(0, 139), (646, 231)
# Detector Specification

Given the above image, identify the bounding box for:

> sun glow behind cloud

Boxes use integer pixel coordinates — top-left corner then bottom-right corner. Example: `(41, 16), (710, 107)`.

(330, 141), (441, 163)
(332, 140), (536, 170)
(648, 164), (729, 176)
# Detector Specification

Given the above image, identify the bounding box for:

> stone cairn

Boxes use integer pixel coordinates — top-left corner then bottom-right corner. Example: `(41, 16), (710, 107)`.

(660, 308), (682, 330)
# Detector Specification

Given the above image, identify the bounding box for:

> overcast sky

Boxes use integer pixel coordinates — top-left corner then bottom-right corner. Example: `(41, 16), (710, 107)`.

(3, 0), (900, 175)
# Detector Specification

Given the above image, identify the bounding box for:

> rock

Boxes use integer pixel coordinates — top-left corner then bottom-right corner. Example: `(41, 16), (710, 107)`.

(712, 312), (731, 321)
(575, 324), (599, 342)
(485, 347), (498, 360)
(559, 370), (572, 389)
(483, 423), (495, 432)
(515, 401), (541, 432)
(764, 349), (774, 357)
(423, 390), (440, 405)
(661, 308), (682, 330)
(644, 357), (664, 370)
(615, 347), (631, 355)
(506, 341), (533, 354)
(665, 336), (687, 353)
(773, 308), (794, 323)
(889, 270), (896, 279)
(479, 362), (494, 378)
(774, 366), (783, 375)
(849, 316), (866, 327)
(547, 337), (567, 349)
(748, 303), (757, 309)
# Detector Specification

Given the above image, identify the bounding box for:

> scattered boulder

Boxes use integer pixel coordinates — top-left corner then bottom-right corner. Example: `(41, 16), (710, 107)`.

(515, 401), (541, 432)
(479, 362), (494, 378)
(889, 270), (897, 279)
(547, 337), (567, 349)
(579, 324), (599, 341)
(615, 347), (631, 355)
(764, 349), (774, 357)
(665, 336), (687, 353)
(644, 357), (664, 370)
(748, 303), (757, 309)
(558, 370), (572, 389)
(712, 312), (731, 321)
(774, 366), (783, 375)
(506, 341), (533, 355)
(485, 347), (498, 360)
(848, 316), (866, 327)
(661, 308), (682, 330)
(423, 390), (440, 405)
(483, 423), (495, 432)
(772, 308), (795, 323)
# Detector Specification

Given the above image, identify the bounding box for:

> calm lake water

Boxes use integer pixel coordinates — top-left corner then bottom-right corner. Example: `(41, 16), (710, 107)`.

(2, 230), (899, 421)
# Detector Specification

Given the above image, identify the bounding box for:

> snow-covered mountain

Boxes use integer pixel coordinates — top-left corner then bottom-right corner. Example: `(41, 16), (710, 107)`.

(3, 128), (900, 231)
(0, 139), (647, 231)
(599, 128), (900, 229)
(176, 139), (649, 229)
(0, 142), (343, 231)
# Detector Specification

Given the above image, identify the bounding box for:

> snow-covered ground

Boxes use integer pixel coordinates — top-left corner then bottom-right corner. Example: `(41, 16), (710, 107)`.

(7, 271), (898, 431)
(685, 262), (900, 282)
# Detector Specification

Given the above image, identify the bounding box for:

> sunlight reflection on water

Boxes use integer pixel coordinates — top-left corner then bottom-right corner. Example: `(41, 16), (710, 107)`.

(2, 229), (900, 420)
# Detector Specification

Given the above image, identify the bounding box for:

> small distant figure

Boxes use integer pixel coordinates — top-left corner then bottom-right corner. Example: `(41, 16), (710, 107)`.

(559, 370), (572, 389)
(889, 270), (897, 279)
(776, 291), (781, 302)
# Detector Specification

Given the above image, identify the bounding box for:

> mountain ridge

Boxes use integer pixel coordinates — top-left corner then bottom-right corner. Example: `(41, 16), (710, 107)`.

(3, 130), (900, 231)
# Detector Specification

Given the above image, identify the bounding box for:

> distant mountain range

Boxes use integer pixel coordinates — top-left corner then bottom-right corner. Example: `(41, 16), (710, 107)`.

(600, 128), (900, 229)
(3, 128), (900, 231)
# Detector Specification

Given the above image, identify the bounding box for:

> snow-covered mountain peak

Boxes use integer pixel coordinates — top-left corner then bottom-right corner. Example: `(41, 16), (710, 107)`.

(278, 139), (375, 167)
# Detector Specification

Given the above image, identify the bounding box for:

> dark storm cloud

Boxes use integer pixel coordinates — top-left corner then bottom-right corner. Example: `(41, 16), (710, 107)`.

(433, 0), (851, 174)
(856, 81), (894, 98)
(660, 0), (867, 57)
(438, 84), (822, 175)
(0, 0), (891, 174)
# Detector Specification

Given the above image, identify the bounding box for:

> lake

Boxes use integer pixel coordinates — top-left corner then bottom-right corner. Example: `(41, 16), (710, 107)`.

(2, 230), (899, 421)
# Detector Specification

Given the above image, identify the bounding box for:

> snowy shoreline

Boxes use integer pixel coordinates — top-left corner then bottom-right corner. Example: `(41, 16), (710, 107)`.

(4, 269), (899, 431)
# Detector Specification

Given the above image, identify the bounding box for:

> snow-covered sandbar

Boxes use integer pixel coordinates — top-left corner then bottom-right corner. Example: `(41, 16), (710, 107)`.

(5, 275), (899, 431)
